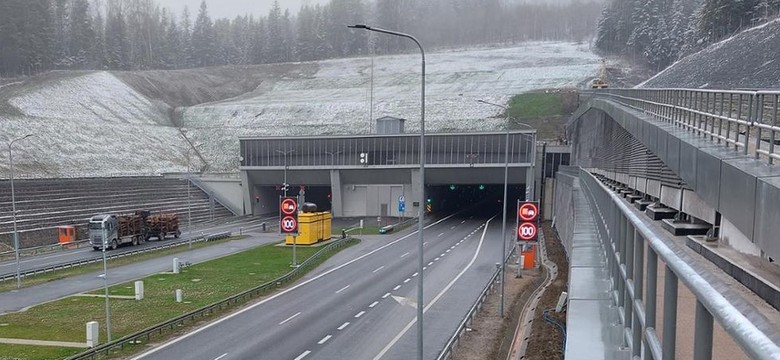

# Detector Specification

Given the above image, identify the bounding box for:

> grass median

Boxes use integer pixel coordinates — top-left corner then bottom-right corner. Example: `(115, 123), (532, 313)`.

(0, 237), (241, 293)
(0, 238), (359, 360)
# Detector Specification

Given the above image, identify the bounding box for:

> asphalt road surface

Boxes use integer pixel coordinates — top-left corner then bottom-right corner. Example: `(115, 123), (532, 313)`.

(0, 216), (275, 278)
(131, 206), (509, 360)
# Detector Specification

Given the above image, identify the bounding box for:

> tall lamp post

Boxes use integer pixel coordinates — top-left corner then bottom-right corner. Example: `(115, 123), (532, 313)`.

(185, 144), (203, 250)
(8, 134), (34, 289)
(275, 149), (297, 267)
(348, 24), (426, 360)
(477, 99), (536, 317)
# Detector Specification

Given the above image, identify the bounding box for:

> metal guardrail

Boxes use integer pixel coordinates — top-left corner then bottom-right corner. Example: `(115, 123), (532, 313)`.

(66, 236), (357, 360)
(591, 89), (780, 164)
(579, 167), (780, 359)
(436, 246), (515, 360)
(0, 239), (91, 259)
(0, 232), (232, 283)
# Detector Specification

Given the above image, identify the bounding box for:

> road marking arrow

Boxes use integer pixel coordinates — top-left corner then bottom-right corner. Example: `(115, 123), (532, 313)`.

(392, 295), (417, 309)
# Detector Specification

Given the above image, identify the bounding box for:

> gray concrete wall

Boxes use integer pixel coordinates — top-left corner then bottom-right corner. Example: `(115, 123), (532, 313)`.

(572, 98), (780, 260)
(197, 177), (243, 215)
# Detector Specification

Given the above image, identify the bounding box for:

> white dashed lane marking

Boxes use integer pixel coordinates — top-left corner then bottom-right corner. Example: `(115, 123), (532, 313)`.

(401, 252), (410, 258)
(335, 285), (350, 294)
(355, 311), (366, 318)
(372, 266), (385, 273)
(279, 312), (301, 325)
(382, 292), (391, 299)
(338, 322), (350, 330)
(369, 301), (379, 308)
(294, 351), (311, 360)
(318, 335), (332, 345)
(393, 285), (401, 290)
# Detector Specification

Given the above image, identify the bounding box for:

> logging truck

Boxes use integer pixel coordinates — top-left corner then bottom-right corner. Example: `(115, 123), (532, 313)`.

(89, 211), (180, 250)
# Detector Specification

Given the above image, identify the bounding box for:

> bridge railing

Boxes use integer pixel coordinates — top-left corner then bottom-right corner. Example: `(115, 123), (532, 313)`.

(578, 167), (780, 360)
(592, 89), (780, 164)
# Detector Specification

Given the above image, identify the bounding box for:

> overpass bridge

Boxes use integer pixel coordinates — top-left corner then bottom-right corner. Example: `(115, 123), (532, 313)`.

(561, 89), (780, 360)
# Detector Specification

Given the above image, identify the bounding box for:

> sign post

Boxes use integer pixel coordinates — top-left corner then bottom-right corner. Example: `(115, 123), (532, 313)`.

(280, 196), (300, 267)
(516, 200), (539, 277)
(399, 195), (406, 222)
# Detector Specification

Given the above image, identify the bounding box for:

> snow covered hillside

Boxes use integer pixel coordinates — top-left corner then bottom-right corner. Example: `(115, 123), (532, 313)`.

(640, 18), (780, 89)
(0, 42), (599, 178)
(181, 42), (600, 172)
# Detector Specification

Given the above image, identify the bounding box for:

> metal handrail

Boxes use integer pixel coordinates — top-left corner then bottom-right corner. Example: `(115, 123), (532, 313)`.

(66, 236), (356, 360)
(578, 167), (780, 359)
(588, 89), (780, 165)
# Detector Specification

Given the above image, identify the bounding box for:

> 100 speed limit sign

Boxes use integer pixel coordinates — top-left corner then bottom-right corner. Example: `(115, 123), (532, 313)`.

(517, 222), (538, 241)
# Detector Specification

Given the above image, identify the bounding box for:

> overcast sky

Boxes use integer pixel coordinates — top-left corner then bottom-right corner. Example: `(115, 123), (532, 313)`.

(154, 0), (329, 19)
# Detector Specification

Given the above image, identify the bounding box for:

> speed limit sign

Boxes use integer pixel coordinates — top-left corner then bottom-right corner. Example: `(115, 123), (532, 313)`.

(518, 223), (538, 241)
(280, 196), (299, 234)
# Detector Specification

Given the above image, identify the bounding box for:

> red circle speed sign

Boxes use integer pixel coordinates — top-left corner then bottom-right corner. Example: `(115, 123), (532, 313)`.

(281, 198), (298, 215)
(518, 203), (539, 222)
(518, 222), (538, 241)
(281, 216), (298, 232)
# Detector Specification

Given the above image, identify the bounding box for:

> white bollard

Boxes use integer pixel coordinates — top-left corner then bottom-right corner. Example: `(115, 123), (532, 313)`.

(555, 291), (569, 313)
(134, 281), (144, 300)
(519, 255), (525, 270)
(86, 321), (99, 348)
(359, 219), (364, 229)
(175, 289), (183, 303)
(173, 258), (180, 274)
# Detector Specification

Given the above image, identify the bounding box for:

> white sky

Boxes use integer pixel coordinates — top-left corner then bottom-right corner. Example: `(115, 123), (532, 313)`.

(154, 0), (329, 19)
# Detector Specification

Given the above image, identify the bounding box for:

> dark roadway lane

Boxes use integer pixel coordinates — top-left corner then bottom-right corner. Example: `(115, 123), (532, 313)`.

(130, 206), (507, 360)
(0, 216), (275, 278)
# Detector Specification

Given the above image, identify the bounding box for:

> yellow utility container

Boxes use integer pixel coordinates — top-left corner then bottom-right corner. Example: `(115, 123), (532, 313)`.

(286, 212), (332, 245)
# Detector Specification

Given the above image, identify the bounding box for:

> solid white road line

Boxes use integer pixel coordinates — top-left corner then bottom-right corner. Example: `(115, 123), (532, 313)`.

(318, 335), (332, 345)
(337, 322), (350, 330)
(382, 292), (391, 299)
(130, 213), (460, 359)
(372, 216), (495, 360)
(355, 311), (366, 318)
(401, 252), (410, 258)
(279, 312), (301, 325)
(335, 285), (350, 294)
(372, 266), (385, 273)
(214, 353), (228, 360)
(294, 350), (311, 360)
(369, 301), (379, 308)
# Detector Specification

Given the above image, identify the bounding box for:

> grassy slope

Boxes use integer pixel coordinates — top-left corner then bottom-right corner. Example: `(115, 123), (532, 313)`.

(506, 89), (580, 140)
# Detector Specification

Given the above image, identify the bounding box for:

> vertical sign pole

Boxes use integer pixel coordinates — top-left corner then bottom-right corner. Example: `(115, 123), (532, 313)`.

(292, 195), (299, 267)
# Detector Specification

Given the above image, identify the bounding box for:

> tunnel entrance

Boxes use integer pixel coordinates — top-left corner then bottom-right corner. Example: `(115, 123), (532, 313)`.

(298, 186), (332, 212)
(427, 184), (527, 216)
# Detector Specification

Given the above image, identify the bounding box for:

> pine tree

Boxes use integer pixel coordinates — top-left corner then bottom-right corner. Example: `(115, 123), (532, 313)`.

(266, 1), (285, 63)
(105, 3), (131, 70)
(68, 0), (96, 69)
(180, 6), (194, 68)
(191, 0), (215, 67)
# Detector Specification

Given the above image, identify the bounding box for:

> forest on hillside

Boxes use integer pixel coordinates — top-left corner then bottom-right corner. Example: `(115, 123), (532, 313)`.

(596, 0), (780, 71)
(0, 0), (602, 77)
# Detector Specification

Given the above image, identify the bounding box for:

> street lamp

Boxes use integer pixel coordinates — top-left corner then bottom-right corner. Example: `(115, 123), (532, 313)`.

(8, 134), (33, 289)
(349, 24), (426, 360)
(477, 99), (537, 317)
(185, 143), (203, 250)
(275, 149), (297, 267)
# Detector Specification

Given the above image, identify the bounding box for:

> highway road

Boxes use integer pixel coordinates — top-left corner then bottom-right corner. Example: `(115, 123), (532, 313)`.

(0, 215), (276, 278)
(131, 206), (508, 360)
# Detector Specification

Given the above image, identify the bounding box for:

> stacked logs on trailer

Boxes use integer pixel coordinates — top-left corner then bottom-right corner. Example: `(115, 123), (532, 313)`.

(146, 213), (180, 240)
(118, 211), (148, 238)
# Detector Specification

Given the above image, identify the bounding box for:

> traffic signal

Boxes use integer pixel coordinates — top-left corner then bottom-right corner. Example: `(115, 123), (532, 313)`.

(255, 195), (260, 203)
(517, 201), (539, 242)
(327, 193), (332, 202)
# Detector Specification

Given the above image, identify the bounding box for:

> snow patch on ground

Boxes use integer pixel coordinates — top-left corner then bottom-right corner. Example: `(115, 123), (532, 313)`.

(181, 42), (600, 172)
(0, 42), (599, 177)
(8, 72), (172, 126)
